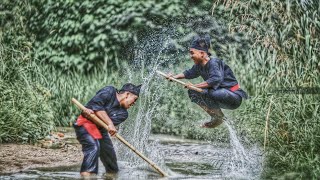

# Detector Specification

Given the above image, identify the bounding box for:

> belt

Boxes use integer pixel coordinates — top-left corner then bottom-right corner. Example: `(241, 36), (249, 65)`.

(230, 84), (240, 92)
(76, 115), (102, 139)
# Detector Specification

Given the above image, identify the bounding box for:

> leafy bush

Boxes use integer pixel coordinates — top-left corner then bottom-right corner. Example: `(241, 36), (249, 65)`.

(27, 0), (248, 72)
(0, 1), (54, 143)
(27, 0), (185, 72)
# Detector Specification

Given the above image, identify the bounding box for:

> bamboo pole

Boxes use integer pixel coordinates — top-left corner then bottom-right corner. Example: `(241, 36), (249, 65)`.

(156, 70), (204, 93)
(71, 98), (168, 177)
(264, 95), (273, 151)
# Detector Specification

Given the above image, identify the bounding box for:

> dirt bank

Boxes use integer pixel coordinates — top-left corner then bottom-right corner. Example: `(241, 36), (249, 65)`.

(0, 128), (82, 175)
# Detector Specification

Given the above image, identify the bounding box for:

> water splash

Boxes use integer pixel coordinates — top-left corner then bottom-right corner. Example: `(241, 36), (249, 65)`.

(112, 30), (264, 178)
(223, 120), (263, 179)
(114, 33), (173, 172)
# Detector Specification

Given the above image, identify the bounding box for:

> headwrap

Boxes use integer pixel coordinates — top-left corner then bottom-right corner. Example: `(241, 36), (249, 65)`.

(120, 83), (142, 96)
(190, 34), (211, 56)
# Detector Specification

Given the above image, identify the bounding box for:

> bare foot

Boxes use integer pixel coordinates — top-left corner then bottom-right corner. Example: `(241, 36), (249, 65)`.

(201, 116), (224, 128)
(81, 172), (97, 178)
(104, 172), (118, 180)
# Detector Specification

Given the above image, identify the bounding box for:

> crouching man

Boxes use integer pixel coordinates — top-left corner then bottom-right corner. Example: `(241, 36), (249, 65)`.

(73, 83), (142, 176)
(168, 35), (248, 128)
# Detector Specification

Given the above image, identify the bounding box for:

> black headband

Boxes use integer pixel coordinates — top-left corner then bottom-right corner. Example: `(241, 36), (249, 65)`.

(190, 34), (211, 56)
(120, 83), (142, 96)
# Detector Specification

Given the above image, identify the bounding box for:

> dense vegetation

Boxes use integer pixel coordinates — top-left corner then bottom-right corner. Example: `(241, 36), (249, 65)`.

(0, 0), (319, 178)
(0, 1), (54, 142)
(212, 1), (320, 178)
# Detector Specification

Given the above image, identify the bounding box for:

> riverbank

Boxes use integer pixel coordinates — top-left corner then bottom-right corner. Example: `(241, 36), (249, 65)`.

(0, 128), (82, 175)
(1, 133), (263, 179)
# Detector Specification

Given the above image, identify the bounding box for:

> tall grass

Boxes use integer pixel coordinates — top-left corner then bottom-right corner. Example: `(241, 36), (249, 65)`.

(0, 1), (54, 143)
(211, 0), (320, 178)
(37, 65), (125, 126)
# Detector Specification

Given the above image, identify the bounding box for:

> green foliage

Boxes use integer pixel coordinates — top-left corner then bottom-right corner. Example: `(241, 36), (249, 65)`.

(0, 81), (54, 143)
(27, 0), (188, 72)
(211, 0), (320, 178)
(0, 0), (54, 143)
(27, 0), (248, 72)
(38, 66), (125, 126)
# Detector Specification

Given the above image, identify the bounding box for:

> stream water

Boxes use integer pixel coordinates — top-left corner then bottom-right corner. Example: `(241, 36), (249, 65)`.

(1, 130), (263, 180)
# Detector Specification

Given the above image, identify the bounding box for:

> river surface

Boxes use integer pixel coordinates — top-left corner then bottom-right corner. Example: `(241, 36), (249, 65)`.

(1, 133), (263, 180)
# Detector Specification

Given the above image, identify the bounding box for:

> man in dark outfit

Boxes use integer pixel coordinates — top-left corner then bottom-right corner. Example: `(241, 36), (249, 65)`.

(168, 35), (248, 128)
(73, 83), (142, 176)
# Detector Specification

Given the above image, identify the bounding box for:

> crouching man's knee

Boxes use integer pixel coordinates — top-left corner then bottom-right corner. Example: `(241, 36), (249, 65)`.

(188, 89), (208, 102)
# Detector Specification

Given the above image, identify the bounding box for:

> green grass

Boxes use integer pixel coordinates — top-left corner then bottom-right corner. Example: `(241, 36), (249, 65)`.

(0, 1), (54, 143)
(37, 65), (123, 126)
(212, 0), (320, 178)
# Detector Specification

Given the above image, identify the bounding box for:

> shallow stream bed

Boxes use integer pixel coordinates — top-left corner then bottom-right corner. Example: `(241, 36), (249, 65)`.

(1, 134), (262, 179)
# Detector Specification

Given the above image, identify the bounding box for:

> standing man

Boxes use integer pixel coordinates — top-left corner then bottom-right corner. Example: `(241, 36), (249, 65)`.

(73, 83), (142, 176)
(168, 34), (248, 128)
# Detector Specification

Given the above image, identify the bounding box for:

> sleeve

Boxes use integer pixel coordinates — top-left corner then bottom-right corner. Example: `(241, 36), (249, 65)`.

(111, 109), (129, 126)
(85, 87), (114, 111)
(206, 61), (223, 90)
(183, 65), (200, 79)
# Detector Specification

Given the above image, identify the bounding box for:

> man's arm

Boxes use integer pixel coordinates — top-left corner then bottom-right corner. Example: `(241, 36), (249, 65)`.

(95, 110), (117, 136)
(169, 73), (211, 89)
(194, 81), (211, 88)
(172, 73), (185, 79)
(206, 62), (223, 90)
(167, 64), (200, 80)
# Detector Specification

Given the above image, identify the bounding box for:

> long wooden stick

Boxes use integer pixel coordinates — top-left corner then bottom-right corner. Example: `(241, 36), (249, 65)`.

(156, 70), (203, 92)
(71, 98), (168, 177)
(264, 95), (273, 151)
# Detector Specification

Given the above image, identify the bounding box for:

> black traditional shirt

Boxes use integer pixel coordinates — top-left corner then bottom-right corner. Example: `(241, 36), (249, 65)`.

(85, 86), (128, 126)
(183, 57), (248, 98)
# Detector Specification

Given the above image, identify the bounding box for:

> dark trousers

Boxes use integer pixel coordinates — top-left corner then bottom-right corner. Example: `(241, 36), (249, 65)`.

(188, 88), (242, 110)
(74, 124), (119, 174)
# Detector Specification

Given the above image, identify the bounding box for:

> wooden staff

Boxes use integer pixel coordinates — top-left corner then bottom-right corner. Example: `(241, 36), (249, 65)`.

(71, 98), (168, 177)
(156, 70), (203, 92)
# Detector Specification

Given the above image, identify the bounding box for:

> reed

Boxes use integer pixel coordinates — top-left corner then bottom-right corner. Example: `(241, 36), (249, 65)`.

(211, 0), (320, 178)
(0, 1), (54, 143)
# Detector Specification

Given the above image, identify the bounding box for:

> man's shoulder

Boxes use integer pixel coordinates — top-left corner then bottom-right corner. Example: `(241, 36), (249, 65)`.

(185, 64), (200, 71)
(209, 57), (226, 66)
(208, 57), (221, 65)
(103, 86), (116, 91)
(210, 57), (222, 62)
